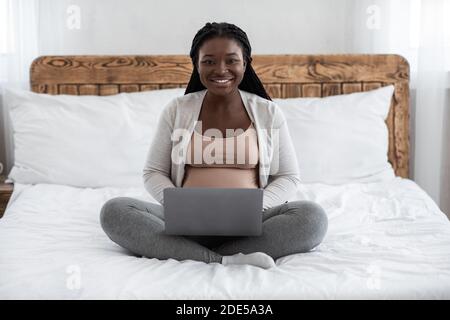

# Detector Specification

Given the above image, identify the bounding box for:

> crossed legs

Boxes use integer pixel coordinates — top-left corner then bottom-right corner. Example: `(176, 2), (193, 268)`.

(100, 197), (328, 263)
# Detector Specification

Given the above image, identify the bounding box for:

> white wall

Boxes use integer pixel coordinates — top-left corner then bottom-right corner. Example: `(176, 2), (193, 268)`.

(1, 0), (350, 173)
(38, 0), (349, 55)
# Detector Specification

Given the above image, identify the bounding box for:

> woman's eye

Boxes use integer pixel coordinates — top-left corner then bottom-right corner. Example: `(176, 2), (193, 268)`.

(202, 60), (213, 65)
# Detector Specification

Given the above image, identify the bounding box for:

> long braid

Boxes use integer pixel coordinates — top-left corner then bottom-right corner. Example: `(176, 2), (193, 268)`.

(185, 22), (272, 101)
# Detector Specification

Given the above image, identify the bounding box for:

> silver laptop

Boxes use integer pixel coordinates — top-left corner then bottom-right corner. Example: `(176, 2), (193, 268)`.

(163, 188), (263, 236)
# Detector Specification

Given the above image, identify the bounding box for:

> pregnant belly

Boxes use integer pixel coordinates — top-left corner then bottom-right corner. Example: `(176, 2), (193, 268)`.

(182, 166), (259, 188)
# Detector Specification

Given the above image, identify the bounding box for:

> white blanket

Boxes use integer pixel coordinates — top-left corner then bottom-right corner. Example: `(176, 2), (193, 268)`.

(1, 177), (450, 299)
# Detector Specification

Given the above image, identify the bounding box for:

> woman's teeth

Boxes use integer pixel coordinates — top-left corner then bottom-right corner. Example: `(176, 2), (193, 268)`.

(212, 79), (232, 83)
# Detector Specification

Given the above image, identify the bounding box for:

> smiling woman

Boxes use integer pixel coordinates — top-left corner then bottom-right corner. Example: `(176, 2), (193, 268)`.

(198, 38), (245, 93)
(100, 22), (328, 269)
(186, 22), (271, 102)
(194, 36), (252, 135)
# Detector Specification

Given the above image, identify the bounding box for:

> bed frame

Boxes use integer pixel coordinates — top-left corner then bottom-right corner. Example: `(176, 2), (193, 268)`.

(0, 54), (410, 217)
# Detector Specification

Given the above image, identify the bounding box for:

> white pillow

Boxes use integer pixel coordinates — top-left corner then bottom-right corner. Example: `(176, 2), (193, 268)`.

(3, 87), (185, 188)
(274, 85), (396, 184)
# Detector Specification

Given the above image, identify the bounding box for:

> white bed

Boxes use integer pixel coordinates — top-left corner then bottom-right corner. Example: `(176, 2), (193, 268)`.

(1, 177), (449, 299)
(1, 54), (449, 300)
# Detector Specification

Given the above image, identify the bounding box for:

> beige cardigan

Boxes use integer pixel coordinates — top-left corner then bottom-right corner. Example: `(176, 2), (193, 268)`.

(143, 89), (301, 211)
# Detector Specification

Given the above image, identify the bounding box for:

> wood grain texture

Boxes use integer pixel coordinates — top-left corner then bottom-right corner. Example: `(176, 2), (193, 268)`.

(140, 84), (160, 91)
(281, 84), (302, 98)
(0, 176), (13, 218)
(263, 84), (282, 98)
(99, 84), (119, 96)
(119, 84), (139, 93)
(30, 54), (410, 178)
(322, 83), (341, 96)
(302, 84), (322, 97)
(342, 82), (362, 94)
(59, 84), (78, 95)
(79, 84), (99, 95)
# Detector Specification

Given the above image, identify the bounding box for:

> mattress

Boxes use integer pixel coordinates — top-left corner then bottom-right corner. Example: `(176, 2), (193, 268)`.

(0, 177), (449, 299)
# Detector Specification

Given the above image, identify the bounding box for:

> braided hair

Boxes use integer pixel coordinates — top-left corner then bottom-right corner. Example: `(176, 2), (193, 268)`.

(185, 22), (272, 101)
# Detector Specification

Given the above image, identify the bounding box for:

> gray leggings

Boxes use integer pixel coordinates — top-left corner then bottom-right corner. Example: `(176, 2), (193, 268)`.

(100, 197), (328, 264)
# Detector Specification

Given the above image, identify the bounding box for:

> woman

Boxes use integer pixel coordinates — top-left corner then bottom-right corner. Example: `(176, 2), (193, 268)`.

(100, 22), (328, 269)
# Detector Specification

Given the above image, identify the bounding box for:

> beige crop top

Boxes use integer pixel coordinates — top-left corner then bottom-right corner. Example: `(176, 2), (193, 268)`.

(181, 122), (260, 188)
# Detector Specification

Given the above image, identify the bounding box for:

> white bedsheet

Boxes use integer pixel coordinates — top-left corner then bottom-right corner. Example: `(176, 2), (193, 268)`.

(1, 177), (449, 299)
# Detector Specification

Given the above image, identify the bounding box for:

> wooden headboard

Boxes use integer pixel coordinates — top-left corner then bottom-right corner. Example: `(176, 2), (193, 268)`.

(30, 54), (410, 178)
